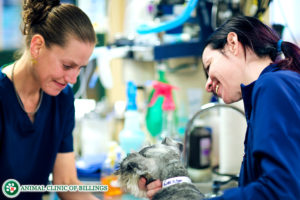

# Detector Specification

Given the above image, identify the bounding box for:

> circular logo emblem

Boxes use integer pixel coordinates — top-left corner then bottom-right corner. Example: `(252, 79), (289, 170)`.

(2, 179), (21, 198)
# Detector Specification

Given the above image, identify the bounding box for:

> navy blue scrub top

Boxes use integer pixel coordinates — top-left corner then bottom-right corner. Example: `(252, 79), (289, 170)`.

(0, 69), (74, 200)
(208, 64), (300, 200)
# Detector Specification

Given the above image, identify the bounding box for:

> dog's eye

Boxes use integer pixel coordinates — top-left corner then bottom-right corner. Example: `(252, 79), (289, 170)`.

(127, 162), (138, 171)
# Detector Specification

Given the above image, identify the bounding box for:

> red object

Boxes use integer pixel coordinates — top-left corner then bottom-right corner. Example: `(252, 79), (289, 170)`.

(148, 81), (178, 111)
(10, 187), (15, 192)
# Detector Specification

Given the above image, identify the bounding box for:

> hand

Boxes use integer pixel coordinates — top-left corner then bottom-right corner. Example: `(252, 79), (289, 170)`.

(138, 177), (162, 199)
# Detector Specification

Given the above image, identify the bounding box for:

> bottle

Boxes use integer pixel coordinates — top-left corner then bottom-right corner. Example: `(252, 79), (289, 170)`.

(148, 81), (179, 142)
(100, 142), (123, 198)
(187, 120), (212, 182)
(145, 63), (169, 138)
(119, 81), (146, 154)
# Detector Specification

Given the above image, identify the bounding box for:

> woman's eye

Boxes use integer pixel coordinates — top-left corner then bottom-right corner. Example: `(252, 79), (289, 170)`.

(63, 65), (72, 70)
(204, 65), (210, 79)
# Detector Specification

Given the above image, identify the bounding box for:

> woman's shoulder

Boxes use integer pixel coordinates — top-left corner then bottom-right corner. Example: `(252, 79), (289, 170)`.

(256, 69), (300, 87)
(253, 69), (300, 98)
(0, 70), (11, 95)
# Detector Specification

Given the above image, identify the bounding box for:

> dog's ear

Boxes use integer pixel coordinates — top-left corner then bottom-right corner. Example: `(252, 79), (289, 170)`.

(162, 137), (183, 152)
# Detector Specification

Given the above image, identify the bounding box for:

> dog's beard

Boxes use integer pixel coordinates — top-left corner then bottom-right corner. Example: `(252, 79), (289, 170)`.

(116, 139), (184, 198)
(118, 173), (147, 197)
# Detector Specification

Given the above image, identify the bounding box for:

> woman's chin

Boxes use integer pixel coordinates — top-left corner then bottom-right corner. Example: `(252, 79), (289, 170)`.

(222, 97), (241, 104)
(43, 88), (62, 96)
(222, 98), (232, 104)
(221, 96), (239, 104)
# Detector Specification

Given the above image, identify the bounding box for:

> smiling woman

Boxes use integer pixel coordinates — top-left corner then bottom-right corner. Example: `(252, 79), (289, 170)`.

(139, 15), (300, 200)
(35, 36), (94, 96)
(0, 1), (99, 200)
(201, 15), (300, 200)
(202, 40), (249, 104)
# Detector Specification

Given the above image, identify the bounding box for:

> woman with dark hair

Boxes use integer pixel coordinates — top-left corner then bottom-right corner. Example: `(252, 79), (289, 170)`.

(0, 0), (99, 199)
(139, 15), (300, 199)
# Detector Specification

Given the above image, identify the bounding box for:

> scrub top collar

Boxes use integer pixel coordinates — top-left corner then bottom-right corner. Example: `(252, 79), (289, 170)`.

(240, 63), (280, 120)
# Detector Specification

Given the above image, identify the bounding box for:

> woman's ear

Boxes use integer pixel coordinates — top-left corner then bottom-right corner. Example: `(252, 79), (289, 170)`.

(226, 32), (239, 55)
(30, 34), (45, 59)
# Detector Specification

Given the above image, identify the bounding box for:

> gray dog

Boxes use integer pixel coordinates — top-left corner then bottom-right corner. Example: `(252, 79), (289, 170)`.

(115, 137), (204, 200)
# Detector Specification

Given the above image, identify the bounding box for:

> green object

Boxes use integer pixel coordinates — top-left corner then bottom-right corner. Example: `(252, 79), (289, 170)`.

(147, 81), (178, 141)
(146, 64), (176, 138)
(145, 95), (164, 137)
(0, 49), (16, 67)
(95, 33), (106, 47)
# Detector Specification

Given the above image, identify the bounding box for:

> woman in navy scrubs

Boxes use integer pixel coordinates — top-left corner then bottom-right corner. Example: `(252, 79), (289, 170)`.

(140, 16), (300, 200)
(0, 0), (99, 199)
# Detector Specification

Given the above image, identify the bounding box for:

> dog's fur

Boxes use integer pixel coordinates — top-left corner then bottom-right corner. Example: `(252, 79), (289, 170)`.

(115, 138), (204, 200)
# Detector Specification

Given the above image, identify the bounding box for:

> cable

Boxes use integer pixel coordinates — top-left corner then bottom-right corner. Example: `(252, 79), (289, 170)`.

(211, 165), (239, 195)
(136, 0), (199, 34)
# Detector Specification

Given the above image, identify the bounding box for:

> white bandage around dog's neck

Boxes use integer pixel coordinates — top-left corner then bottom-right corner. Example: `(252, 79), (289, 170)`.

(162, 176), (192, 188)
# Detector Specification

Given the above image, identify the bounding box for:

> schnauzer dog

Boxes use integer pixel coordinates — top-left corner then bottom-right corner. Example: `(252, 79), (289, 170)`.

(115, 137), (204, 200)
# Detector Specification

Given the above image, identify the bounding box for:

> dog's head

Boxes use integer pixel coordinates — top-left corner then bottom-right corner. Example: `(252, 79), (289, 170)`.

(115, 137), (183, 197)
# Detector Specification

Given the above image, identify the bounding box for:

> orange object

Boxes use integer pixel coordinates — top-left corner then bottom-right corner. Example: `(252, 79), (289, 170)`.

(101, 174), (123, 198)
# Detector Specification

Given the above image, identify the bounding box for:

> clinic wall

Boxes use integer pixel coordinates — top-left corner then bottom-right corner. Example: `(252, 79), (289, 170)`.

(105, 0), (210, 112)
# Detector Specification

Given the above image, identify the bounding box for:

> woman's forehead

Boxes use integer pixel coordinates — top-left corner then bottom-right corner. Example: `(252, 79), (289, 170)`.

(202, 46), (214, 65)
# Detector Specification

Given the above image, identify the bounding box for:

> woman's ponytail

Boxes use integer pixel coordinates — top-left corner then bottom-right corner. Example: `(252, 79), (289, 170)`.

(276, 41), (300, 73)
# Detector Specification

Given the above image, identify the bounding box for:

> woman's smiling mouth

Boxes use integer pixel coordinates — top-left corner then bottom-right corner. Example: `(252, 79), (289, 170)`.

(54, 80), (67, 88)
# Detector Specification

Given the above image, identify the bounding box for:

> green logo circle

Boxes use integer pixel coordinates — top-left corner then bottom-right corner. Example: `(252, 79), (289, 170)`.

(2, 179), (21, 198)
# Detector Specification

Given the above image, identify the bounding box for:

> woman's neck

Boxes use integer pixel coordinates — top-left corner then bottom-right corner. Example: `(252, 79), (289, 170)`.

(12, 55), (41, 98)
(243, 51), (273, 85)
(4, 54), (43, 122)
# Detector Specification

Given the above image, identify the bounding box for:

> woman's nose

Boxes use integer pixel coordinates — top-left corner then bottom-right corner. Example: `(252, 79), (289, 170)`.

(65, 68), (80, 84)
(205, 77), (213, 93)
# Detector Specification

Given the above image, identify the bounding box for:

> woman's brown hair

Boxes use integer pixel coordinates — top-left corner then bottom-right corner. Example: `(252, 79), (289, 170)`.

(21, 0), (96, 48)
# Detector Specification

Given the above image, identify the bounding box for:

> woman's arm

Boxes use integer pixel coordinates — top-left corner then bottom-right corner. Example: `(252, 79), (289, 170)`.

(52, 152), (100, 200)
